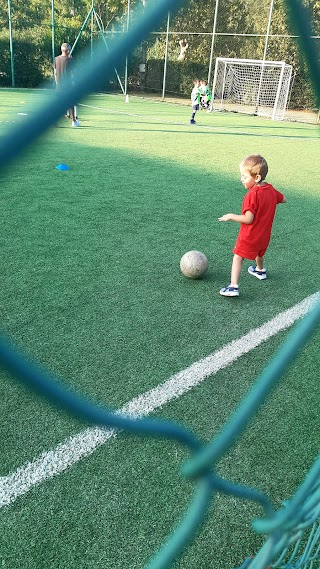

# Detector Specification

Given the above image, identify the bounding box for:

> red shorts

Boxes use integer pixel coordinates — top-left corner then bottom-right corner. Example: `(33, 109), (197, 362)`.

(233, 242), (267, 260)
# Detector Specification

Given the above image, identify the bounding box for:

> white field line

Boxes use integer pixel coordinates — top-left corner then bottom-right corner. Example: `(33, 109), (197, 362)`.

(79, 103), (320, 141)
(0, 292), (319, 508)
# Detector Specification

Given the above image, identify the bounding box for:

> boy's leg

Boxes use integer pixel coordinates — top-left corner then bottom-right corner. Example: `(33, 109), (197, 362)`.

(220, 254), (243, 296)
(255, 255), (264, 270)
(248, 255), (267, 280)
(231, 254), (243, 286)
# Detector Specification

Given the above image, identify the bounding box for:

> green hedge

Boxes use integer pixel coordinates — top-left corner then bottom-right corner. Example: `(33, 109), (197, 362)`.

(0, 29), (51, 87)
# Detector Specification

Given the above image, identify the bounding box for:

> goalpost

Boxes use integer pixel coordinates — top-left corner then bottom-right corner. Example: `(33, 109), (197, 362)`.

(212, 58), (293, 121)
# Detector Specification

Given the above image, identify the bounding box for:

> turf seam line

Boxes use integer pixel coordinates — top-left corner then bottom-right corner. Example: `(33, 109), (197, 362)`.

(0, 291), (319, 508)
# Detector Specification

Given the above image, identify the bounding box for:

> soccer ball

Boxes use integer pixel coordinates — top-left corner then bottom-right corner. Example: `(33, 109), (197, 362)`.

(180, 250), (208, 279)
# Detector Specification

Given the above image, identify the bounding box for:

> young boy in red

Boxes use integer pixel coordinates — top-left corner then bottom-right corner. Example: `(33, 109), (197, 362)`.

(219, 154), (286, 297)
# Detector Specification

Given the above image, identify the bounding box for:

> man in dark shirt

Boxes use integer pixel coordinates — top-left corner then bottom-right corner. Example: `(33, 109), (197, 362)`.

(54, 43), (80, 127)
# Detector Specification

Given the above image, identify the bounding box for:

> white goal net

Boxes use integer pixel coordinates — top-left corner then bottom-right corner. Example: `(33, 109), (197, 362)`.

(212, 58), (293, 121)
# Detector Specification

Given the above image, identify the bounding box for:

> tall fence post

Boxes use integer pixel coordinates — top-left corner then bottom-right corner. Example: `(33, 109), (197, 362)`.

(91, 0), (94, 61)
(256, 0), (274, 113)
(8, 0), (15, 87)
(124, 0), (131, 98)
(162, 11), (170, 99)
(51, 0), (55, 74)
(208, 0), (219, 86)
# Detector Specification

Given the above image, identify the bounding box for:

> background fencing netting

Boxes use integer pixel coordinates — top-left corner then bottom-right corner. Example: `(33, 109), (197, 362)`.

(0, 0), (320, 568)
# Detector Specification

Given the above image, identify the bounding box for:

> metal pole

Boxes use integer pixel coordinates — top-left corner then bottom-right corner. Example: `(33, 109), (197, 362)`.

(51, 0), (55, 74)
(211, 56), (220, 109)
(272, 61), (287, 120)
(7, 0), (15, 87)
(262, 0), (274, 63)
(220, 61), (227, 109)
(91, 0), (94, 61)
(70, 7), (93, 55)
(124, 0), (131, 97)
(162, 11), (170, 99)
(256, 0), (274, 113)
(207, 0), (219, 86)
(93, 10), (125, 93)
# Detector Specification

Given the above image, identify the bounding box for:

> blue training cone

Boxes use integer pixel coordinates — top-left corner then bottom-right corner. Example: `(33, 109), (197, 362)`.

(55, 163), (70, 171)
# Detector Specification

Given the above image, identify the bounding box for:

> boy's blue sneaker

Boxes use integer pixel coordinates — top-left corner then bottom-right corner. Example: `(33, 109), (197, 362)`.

(190, 119), (196, 124)
(220, 285), (239, 297)
(248, 266), (267, 280)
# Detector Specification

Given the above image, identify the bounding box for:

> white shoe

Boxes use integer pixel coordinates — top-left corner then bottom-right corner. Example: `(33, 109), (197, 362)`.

(248, 266), (267, 280)
(72, 120), (81, 127)
(220, 285), (239, 297)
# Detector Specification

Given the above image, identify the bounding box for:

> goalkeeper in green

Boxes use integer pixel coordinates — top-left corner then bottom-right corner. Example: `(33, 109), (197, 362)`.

(199, 80), (212, 112)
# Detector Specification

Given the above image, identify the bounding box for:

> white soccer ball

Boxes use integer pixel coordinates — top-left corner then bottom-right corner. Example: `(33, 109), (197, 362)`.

(180, 250), (208, 279)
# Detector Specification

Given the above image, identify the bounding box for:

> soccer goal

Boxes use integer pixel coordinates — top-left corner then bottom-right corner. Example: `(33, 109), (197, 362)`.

(212, 58), (293, 121)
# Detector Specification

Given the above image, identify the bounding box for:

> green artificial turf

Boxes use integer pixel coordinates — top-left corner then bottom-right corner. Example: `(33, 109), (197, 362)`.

(0, 89), (319, 569)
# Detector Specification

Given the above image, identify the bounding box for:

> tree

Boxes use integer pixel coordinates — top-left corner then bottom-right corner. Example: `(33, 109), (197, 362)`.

(0, 0), (318, 108)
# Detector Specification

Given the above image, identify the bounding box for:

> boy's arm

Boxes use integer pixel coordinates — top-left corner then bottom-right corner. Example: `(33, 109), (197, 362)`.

(276, 188), (286, 204)
(218, 211), (254, 224)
